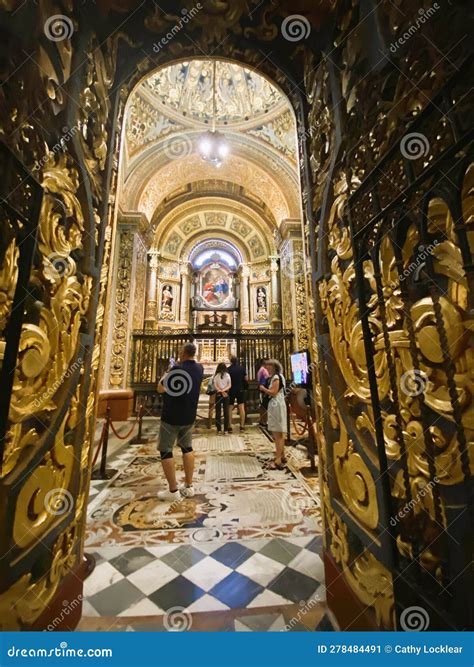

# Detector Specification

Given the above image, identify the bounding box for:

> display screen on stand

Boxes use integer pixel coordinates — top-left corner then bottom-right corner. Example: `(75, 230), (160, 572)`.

(290, 350), (311, 387)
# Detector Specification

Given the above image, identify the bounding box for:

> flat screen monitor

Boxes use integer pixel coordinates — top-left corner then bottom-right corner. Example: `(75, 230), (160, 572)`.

(290, 350), (310, 386)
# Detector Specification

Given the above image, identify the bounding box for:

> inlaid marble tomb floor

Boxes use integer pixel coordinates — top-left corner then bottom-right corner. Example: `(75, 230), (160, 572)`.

(79, 417), (325, 631)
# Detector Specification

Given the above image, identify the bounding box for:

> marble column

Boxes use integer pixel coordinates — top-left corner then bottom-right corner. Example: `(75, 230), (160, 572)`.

(270, 255), (282, 328)
(144, 251), (159, 330)
(179, 261), (191, 326)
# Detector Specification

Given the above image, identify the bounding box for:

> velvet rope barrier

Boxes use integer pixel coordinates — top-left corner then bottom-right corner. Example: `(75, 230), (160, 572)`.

(108, 410), (140, 440)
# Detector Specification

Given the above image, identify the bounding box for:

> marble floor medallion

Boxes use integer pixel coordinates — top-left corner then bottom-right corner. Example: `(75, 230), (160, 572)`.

(85, 423), (322, 548)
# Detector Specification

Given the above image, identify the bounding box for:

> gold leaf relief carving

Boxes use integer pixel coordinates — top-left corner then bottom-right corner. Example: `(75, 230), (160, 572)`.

(365, 237), (404, 328)
(324, 493), (394, 629)
(109, 230), (134, 388)
(320, 256), (390, 402)
(0, 524), (77, 630)
(13, 415), (73, 549)
(0, 240), (18, 343)
(333, 412), (379, 531)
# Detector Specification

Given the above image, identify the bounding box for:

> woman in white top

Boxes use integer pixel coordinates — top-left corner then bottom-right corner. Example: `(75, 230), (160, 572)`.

(213, 362), (232, 433)
(259, 359), (287, 469)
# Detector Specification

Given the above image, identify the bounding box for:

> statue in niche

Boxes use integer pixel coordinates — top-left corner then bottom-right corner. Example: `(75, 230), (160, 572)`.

(257, 286), (267, 313)
(161, 284), (173, 313)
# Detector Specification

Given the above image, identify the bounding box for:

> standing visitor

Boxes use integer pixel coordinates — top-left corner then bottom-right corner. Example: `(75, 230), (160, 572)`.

(259, 359), (287, 469)
(227, 355), (248, 433)
(206, 371), (217, 429)
(156, 342), (203, 500)
(256, 358), (270, 427)
(213, 362), (232, 433)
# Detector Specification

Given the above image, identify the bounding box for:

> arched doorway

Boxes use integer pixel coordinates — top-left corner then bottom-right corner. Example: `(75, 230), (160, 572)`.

(99, 57), (309, 397)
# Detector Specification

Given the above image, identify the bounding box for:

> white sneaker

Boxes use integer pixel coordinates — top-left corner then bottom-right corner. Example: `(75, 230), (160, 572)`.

(157, 489), (180, 502)
(180, 484), (195, 498)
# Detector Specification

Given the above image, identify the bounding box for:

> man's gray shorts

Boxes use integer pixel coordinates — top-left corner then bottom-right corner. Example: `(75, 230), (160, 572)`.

(158, 421), (194, 459)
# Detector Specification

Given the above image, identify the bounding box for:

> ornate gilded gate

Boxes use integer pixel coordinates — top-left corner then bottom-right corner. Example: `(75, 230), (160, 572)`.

(348, 60), (474, 629)
(312, 56), (474, 630)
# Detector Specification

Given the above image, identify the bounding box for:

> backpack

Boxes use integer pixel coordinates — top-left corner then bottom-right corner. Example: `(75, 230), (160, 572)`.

(261, 373), (284, 409)
(206, 376), (216, 395)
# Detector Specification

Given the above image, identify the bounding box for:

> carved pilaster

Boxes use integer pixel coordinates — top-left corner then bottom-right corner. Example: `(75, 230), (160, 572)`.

(144, 251), (159, 328)
(278, 220), (309, 348)
(269, 255), (282, 328)
(239, 264), (250, 326)
(179, 261), (191, 325)
(104, 212), (149, 389)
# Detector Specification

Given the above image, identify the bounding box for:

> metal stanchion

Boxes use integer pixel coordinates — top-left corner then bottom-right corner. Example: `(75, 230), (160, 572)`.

(91, 406), (118, 480)
(129, 402), (149, 444)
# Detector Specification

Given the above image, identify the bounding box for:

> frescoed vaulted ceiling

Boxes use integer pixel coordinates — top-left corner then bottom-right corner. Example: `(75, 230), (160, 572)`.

(119, 58), (301, 229)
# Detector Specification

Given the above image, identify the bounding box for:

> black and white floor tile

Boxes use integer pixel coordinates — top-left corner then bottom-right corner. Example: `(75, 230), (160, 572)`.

(83, 416), (325, 626)
(83, 537), (325, 618)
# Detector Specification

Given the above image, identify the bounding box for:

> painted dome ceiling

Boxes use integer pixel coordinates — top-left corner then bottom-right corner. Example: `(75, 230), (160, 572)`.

(142, 60), (286, 127)
(122, 59), (301, 225)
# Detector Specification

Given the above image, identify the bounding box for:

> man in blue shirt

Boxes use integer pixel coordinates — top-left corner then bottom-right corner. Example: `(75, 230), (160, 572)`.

(157, 342), (203, 501)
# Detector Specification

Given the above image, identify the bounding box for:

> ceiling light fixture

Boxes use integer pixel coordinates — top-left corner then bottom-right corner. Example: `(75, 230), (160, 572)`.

(197, 60), (230, 168)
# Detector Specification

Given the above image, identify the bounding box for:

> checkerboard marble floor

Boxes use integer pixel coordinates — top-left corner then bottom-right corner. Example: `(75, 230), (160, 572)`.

(81, 418), (325, 630)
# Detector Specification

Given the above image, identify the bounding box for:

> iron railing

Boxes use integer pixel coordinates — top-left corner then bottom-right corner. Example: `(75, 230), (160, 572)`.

(130, 328), (294, 389)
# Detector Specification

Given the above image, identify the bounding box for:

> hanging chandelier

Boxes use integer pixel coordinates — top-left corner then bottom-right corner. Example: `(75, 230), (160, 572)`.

(197, 61), (230, 168)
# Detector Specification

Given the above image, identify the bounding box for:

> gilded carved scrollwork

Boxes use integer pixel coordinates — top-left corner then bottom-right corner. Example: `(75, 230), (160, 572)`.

(3, 154), (91, 478)
(0, 524), (78, 631)
(0, 2), (121, 627)
(303, 0), (474, 628)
